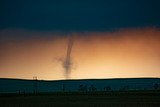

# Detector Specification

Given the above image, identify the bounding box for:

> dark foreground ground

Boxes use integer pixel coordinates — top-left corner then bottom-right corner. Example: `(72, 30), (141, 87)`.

(0, 90), (160, 107)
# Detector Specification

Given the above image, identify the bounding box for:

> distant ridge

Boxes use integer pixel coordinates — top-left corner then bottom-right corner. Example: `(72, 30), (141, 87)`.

(0, 77), (159, 81)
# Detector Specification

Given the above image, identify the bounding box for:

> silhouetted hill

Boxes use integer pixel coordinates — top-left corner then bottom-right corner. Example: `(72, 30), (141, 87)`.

(0, 78), (160, 93)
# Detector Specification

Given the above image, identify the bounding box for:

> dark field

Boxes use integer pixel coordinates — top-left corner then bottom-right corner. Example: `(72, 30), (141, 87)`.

(0, 91), (160, 107)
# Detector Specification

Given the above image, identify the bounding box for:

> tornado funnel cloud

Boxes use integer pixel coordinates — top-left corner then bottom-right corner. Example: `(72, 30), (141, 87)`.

(63, 35), (74, 79)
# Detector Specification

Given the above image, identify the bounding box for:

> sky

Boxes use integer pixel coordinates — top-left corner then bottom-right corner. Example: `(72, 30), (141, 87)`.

(0, 0), (160, 80)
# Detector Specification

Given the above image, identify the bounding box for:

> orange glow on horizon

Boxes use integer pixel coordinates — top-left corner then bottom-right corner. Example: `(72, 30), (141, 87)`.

(0, 28), (160, 80)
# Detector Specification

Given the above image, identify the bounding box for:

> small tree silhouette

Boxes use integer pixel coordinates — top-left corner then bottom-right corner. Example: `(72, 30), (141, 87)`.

(153, 83), (159, 90)
(104, 86), (112, 91)
(78, 84), (87, 92)
(62, 84), (65, 92)
(119, 85), (129, 91)
(89, 84), (97, 92)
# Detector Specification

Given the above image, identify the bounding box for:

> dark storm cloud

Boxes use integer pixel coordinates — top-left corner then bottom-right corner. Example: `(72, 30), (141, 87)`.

(0, 0), (160, 31)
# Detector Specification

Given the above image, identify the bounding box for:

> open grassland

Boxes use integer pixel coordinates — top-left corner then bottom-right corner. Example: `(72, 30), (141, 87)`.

(0, 90), (160, 107)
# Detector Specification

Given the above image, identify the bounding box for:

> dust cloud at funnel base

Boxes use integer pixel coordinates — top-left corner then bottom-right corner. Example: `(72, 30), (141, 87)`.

(0, 28), (160, 80)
